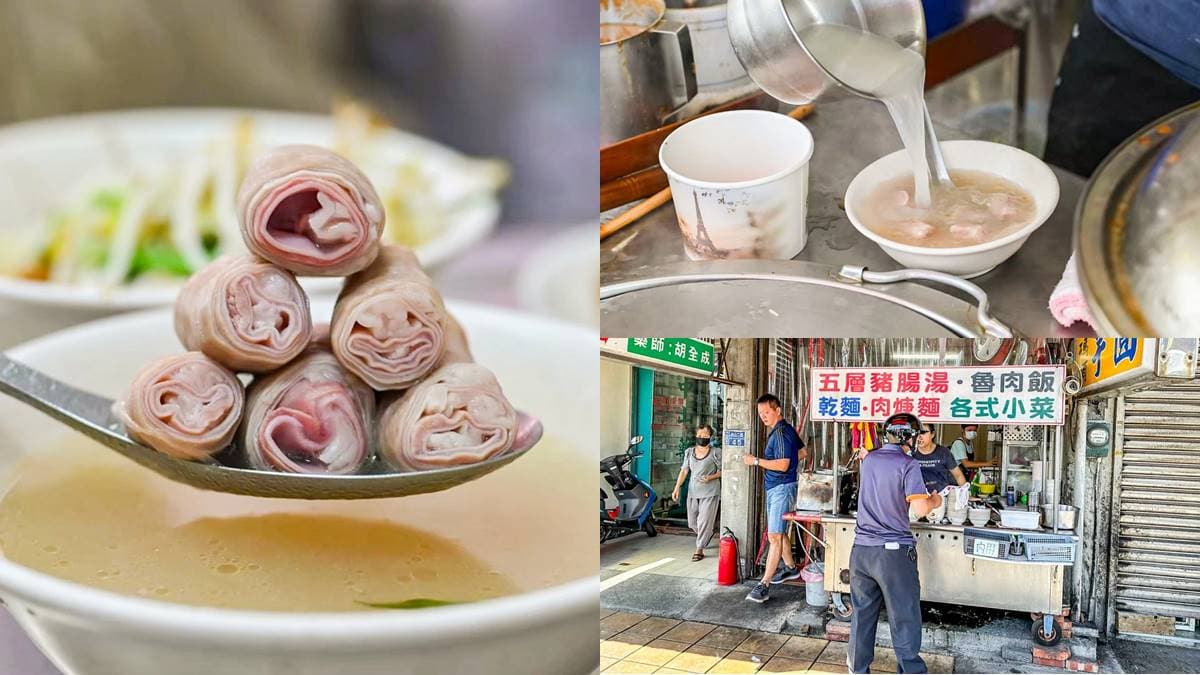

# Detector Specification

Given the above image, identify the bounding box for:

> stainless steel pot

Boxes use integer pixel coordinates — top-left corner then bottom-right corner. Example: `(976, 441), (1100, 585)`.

(601, 0), (699, 144)
(1075, 102), (1200, 334)
(726, 0), (926, 105)
(663, 0), (751, 92)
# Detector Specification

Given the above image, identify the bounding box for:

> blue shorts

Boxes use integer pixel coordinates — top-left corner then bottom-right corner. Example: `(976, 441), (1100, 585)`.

(765, 481), (798, 534)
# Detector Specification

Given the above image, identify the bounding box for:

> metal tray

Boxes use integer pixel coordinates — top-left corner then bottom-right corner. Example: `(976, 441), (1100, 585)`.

(601, 260), (1011, 337)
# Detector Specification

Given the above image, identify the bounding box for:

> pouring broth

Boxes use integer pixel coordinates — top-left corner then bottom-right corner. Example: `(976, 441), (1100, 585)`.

(600, 22), (646, 43)
(0, 436), (592, 612)
(859, 169), (1037, 248)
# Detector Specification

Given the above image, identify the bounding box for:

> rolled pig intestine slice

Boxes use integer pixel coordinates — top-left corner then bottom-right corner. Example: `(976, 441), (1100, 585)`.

(377, 362), (518, 472)
(174, 255), (313, 373)
(331, 245), (448, 390)
(236, 144), (384, 276)
(238, 347), (374, 475)
(119, 352), (244, 461)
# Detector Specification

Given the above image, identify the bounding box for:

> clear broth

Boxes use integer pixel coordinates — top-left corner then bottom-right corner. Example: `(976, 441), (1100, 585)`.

(860, 169), (1037, 248)
(0, 436), (592, 612)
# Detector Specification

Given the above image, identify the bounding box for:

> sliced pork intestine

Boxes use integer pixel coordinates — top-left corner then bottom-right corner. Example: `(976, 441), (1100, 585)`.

(118, 352), (244, 461)
(376, 362), (517, 473)
(330, 245), (448, 391)
(236, 347), (374, 475)
(174, 255), (313, 373)
(236, 144), (384, 276)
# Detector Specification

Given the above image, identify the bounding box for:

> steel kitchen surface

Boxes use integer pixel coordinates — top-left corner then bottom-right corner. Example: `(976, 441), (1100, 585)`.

(600, 95), (1090, 338)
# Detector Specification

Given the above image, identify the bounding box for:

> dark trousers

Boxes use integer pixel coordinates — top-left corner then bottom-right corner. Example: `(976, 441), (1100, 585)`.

(849, 544), (927, 674)
(1044, 0), (1200, 177)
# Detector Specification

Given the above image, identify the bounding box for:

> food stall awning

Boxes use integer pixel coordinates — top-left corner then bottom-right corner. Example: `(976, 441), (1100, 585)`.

(600, 337), (741, 385)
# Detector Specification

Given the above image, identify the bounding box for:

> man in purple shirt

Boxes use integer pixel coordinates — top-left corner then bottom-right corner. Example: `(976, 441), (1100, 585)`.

(849, 413), (942, 674)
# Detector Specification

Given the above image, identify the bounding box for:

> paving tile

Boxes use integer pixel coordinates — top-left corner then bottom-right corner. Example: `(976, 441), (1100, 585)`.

(602, 625), (622, 639)
(623, 616), (682, 640)
(626, 639), (693, 667)
(708, 650), (767, 674)
(602, 612), (650, 633)
(660, 620), (716, 645)
(815, 641), (848, 665)
(735, 631), (789, 656)
(611, 628), (655, 647)
(600, 657), (617, 670)
(871, 646), (899, 672)
(602, 608), (617, 621)
(760, 656), (817, 673)
(775, 636), (828, 662)
(602, 639), (645, 660)
(922, 652), (954, 674)
(697, 626), (754, 651)
(804, 661), (849, 674)
(603, 659), (658, 674)
(662, 644), (730, 673)
(654, 669), (691, 674)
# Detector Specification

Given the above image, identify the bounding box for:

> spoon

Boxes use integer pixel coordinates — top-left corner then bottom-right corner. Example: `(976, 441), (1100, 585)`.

(0, 354), (542, 500)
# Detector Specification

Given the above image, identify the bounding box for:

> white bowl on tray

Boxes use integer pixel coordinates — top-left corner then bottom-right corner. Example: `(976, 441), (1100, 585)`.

(0, 108), (503, 311)
(0, 299), (596, 675)
(844, 140), (1060, 278)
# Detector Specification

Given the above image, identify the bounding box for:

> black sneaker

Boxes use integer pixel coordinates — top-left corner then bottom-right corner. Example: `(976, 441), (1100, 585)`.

(770, 565), (802, 585)
(745, 582), (770, 603)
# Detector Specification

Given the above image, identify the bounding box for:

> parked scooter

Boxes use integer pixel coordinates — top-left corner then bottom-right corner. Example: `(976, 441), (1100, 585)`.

(600, 435), (658, 543)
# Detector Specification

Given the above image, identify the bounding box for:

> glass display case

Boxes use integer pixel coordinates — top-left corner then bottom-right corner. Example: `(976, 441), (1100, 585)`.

(1000, 425), (1049, 504)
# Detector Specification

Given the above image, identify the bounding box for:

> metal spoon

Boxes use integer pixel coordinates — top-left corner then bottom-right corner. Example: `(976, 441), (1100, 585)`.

(0, 354), (542, 500)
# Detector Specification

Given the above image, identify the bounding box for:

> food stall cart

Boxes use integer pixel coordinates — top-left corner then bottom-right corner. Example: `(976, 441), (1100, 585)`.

(804, 362), (1078, 645)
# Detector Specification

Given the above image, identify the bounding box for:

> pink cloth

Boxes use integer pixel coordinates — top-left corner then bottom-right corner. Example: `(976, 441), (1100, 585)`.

(1048, 253), (1098, 331)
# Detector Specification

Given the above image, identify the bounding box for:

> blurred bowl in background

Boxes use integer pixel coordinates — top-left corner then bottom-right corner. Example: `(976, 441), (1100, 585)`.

(0, 108), (504, 311)
(515, 224), (598, 330)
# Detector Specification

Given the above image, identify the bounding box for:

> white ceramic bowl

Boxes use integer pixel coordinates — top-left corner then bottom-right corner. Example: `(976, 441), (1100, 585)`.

(0, 299), (597, 675)
(0, 109), (501, 311)
(968, 507), (992, 528)
(845, 140), (1060, 278)
(514, 224), (598, 329)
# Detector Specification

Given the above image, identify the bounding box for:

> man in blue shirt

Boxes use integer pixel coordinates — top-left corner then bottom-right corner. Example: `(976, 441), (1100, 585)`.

(849, 413), (942, 674)
(1045, 0), (1199, 176)
(743, 393), (806, 604)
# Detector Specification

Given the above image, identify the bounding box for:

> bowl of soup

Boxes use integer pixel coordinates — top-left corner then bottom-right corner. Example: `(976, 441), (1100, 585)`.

(845, 140), (1059, 278)
(0, 299), (598, 675)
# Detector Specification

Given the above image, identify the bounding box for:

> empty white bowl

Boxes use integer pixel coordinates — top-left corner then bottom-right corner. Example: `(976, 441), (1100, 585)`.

(968, 507), (992, 527)
(845, 140), (1060, 278)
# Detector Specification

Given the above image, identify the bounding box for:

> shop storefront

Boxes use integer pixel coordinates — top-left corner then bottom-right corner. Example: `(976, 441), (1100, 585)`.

(600, 338), (732, 520)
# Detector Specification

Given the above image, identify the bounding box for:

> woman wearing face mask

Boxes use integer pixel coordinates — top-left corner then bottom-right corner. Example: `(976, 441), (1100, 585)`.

(950, 425), (999, 482)
(671, 424), (722, 562)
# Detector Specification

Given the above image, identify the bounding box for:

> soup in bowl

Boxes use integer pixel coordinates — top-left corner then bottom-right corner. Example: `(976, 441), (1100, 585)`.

(0, 299), (598, 675)
(845, 140), (1060, 278)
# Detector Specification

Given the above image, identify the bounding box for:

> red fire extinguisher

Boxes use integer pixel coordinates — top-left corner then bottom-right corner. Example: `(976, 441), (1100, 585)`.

(717, 527), (739, 586)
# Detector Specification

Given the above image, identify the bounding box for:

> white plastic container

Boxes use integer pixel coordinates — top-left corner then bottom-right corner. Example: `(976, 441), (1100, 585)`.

(658, 110), (813, 260)
(999, 508), (1043, 530)
(844, 140), (1060, 278)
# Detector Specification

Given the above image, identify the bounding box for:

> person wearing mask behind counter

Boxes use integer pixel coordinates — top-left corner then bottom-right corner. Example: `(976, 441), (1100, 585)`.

(671, 425), (722, 562)
(912, 426), (966, 494)
(949, 425), (998, 483)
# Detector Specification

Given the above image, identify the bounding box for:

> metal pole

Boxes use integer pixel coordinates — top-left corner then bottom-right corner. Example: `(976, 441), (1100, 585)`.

(1072, 397), (1088, 622)
(1053, 424), (1063, 533)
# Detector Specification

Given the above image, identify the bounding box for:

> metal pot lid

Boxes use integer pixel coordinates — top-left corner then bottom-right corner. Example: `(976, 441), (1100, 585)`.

(600, 260), (1014, 337)
(1076, 101), (1200, 334)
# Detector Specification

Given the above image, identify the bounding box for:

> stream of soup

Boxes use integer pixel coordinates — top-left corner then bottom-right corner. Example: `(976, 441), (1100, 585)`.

(600, 22), (645, 43)
(0, 436), (592, 612)
(859, 169), (1037, 247)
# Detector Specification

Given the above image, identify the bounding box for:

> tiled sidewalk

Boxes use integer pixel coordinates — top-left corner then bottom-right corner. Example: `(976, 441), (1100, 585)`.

(600, 610), (955, 674)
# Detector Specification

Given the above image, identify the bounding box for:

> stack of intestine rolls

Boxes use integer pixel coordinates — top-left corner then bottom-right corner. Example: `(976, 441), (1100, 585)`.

(117, 145), (518, 476)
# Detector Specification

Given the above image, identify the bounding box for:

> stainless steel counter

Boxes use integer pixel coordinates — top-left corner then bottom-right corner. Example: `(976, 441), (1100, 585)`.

(819, 514), (1068, 615)
(600, 94), (1092, 338)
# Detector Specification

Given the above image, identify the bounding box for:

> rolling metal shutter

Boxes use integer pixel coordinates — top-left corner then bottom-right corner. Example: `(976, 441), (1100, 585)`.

(1114, 383), (1200, 619)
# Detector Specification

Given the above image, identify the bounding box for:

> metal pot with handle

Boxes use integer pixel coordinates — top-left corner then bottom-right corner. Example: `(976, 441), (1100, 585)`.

(601, 0), (699, 144)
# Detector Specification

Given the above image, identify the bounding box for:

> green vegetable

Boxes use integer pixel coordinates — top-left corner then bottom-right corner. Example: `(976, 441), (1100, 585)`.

(128, 240), (192, 279)
(355, 598), (461, 610)
(90, 189), (125, 213)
